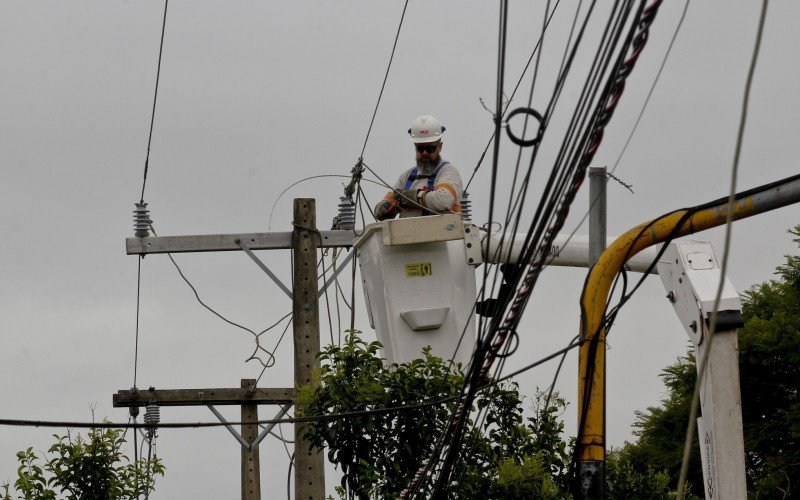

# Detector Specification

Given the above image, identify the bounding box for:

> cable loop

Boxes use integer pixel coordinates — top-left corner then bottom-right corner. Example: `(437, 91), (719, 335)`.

(492, 328), (520, 359)
(504, 107), (544, 147)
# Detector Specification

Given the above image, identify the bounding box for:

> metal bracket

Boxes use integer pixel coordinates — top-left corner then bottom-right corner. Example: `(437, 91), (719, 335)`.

(254, 404), (292, 448)
(463, 223), (483, 266)
(207, 403), (292, 451)
(656, 241), (742, 345)
(207, 404), (251, 449)
(236, 239), (293, 299)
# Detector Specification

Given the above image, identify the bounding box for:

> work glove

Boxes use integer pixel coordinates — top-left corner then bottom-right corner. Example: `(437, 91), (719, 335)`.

(374, 200), (398, 221)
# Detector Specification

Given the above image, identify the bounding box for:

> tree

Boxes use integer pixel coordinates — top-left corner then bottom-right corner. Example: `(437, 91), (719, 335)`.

(2, 426), (164, 500)
(297, 333), (573, 499)
(616, 225), (800, 497)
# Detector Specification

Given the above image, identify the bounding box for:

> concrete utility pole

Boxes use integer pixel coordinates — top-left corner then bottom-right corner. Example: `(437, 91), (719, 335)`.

(241, 379), (261, 500)
(117, 198), (346, 499)
(291, 199), (326, 499)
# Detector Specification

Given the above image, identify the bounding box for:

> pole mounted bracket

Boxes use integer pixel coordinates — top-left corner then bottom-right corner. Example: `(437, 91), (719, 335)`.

(656, 241), (742, 346)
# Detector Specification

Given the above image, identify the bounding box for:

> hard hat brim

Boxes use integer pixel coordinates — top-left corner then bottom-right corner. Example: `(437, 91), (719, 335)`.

(411, 135), (442, 144)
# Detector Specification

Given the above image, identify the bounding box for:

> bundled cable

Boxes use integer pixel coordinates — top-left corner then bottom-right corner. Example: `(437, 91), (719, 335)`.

(401, 1), (666, 496)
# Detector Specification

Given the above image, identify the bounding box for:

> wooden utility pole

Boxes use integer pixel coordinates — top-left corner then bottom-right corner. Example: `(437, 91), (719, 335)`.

(292, 199), (326, 499)
(117, 198), (345, 499)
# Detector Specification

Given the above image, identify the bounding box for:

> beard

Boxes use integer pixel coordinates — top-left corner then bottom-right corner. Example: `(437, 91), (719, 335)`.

(415, 154), (440, 173)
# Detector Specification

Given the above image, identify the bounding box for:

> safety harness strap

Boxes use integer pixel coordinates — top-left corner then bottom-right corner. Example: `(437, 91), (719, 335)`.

(403, 161), (449, 191)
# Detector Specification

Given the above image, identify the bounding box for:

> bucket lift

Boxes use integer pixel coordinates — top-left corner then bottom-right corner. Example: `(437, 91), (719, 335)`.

(356, 215), (746, 497)
(355, 214), (482, 368)
(657, 241), (746, 499)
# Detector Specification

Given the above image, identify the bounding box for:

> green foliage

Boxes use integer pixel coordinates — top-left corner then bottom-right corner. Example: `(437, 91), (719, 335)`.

(496, 454), (562, 499)
(613, 351), (703, 496)
(2, 427), (163, 500)
(606, 447), (672, 499)
(738, 225), (800, 496)
(615, 225), (800, 497)
(299, 331), (578, 498)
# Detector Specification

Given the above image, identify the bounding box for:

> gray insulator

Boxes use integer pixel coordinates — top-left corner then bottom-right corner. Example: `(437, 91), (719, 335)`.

(133, 203), (152, 238)
(143, 403), (160, 427)
(337, 197), (356, 230)
(460, 192), (472, 223)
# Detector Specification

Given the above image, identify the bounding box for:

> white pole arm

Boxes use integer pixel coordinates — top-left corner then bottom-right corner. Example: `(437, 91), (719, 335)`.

(481, 232), (661, 273)
(657, 241), (747, 499)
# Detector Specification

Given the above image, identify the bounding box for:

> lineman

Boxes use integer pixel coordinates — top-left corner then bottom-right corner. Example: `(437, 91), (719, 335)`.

(373, 115), (464, 220)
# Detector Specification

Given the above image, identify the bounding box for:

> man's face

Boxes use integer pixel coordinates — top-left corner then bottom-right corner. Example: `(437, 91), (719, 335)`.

(415, 141), (442, 169)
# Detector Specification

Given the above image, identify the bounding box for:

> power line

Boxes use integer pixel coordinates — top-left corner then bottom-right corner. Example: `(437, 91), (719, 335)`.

(152, 223), (291, 370)
(416, 2), (661, 495)
(463, 0), (565, 191)
(610, 0), (690, 174)
(133, 258), (143, 388)
(132, 0), (170, 399)
(357, 0), (410, 160)
(0, 338), (580, 431)
(267, 174), (384, 230)
(139, 0), (169, 204)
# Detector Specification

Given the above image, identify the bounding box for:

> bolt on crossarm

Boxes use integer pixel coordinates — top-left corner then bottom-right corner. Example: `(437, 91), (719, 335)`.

(575, 173), (800, 498)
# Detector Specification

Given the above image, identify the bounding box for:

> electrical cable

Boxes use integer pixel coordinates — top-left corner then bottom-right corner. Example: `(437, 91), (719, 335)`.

(139, 0), (169, 204)
(564, 171), (800, 492)
(269, 429), (295, 444)
(331, 248), (345, 345)
(676, 1), (769, 496)
(335, 273), (352, 311)
(343, 0), (410, 231)
(424, 3), (520, 493)
(133, 258), (142, 388)
(357, 0), (410, 160)
(287, 452), (294, 500)
(268, 174), (384, 230)
(414, 2), (658, 495)
(149, 224), (292, 371)
(502, 0), (557, 236)
(404, 0), (612, 488)
(478, 0), (564, 332)
(254, 315), (293, 386)
(484, 0), (640, 366)
(0, 338), (583, 430)
(133, 418), (140, 495)
(129, 6), (169, 462)
(477, 0), (606, 333)
(320, 251), (336, 345)
(359, 160), (449, 216)
(463, 0), (565, 191)
(358, 184), (379, 224)
(610, 0), (690, 174)
(506, 0), (686, 312)
(349, 248), (357, 331)
(145, 434), (154, 500)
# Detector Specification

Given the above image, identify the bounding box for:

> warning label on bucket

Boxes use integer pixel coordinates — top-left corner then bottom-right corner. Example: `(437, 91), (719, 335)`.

(405, 262), (433, 277)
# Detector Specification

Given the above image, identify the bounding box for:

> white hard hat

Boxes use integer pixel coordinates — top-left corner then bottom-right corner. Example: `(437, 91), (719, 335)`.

(408, 115), (445, 143)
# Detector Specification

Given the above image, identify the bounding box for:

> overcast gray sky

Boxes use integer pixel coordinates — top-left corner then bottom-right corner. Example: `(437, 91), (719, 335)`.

(1, 1), (798, 498)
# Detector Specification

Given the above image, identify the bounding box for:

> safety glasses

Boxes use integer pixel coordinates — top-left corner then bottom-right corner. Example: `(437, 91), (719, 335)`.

(415, 144), (439, 153)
